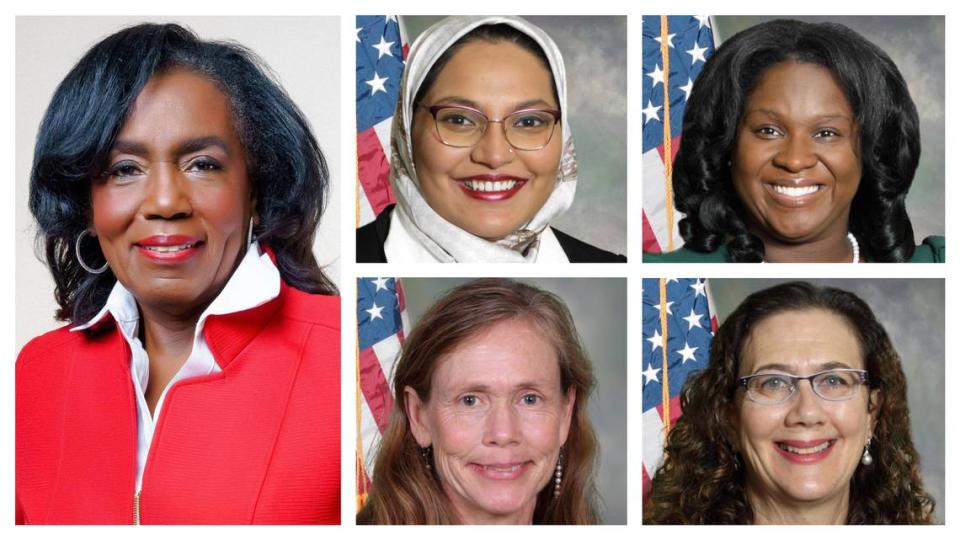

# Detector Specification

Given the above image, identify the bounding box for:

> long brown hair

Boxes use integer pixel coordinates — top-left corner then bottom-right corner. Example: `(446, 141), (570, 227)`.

(644, 281), (935, 524)
(357, 279), (599, 524)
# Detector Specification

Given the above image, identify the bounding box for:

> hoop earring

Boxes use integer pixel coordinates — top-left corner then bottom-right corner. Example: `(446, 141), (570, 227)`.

(553, 448), (564, 498)
(248, 217), (255, 245)
(75, 229), (109, 274)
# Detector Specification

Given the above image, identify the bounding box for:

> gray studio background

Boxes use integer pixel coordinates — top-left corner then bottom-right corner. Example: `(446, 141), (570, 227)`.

(402, 277), (627, 524)
(713, 16), (944, 243)
(401, 16), (628, 257)
(15, 17), (341, 351)
(709, 279), (944, 523)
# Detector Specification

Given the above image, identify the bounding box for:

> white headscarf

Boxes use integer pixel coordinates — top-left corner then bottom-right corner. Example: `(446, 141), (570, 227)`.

(389, 16), (578, 262)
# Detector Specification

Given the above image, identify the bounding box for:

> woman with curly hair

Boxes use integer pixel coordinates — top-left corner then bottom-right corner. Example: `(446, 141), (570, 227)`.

(645, 281), (935, 524)
(644, 19), (944, 262)
(357, 279), (599, 524)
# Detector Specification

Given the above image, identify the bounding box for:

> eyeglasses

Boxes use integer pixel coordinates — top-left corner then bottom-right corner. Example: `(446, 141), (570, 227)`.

(420, 104), (561, 151)
(737, 368), (869, 405)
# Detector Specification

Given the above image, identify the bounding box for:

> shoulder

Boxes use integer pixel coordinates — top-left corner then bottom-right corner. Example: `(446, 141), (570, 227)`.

(277, 285), (340, 333)
(356, 205), (393, 263)
(909, 236), (945, 263)
(643, 245), (730, 263)
(551, 228), (626, 263)
(17, 325), (86, 368)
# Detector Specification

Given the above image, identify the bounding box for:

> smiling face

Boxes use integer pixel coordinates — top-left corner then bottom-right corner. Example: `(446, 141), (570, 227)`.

(734, 309), (876, 519)
(411, 40), (563, 241)
(405, 318), (575, 524)
(90, 68), (253, 318)
(732, 61), (861, 245)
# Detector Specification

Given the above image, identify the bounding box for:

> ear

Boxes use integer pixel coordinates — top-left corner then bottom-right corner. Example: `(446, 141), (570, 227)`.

(558, 387), (576, 446)
(404, 385), (432, 447)
(866, 388), (881, 439)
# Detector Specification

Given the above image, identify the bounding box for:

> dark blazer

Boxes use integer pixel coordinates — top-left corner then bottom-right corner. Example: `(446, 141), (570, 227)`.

(357, 205), (626, 263)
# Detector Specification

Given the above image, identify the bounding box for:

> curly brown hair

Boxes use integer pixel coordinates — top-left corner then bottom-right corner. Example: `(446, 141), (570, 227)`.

(644, 281), (935, 524)
(357, 279), (599, 524)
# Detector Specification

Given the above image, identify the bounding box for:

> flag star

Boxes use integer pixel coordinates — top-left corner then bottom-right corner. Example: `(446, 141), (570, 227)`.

(647, 329), (664, 352)
(665, 278), (679, 284)
(642, 363), (662, 386)
(654, 33), (677, 48)
(365, 302), (385, 321)
(690, 279), (707, 298)
(646, 63), (665, 88)
(652, 300), (674, 316)
(679, 77), (695, 101)
(355, 27), (362, 43)
(642, 100), (662, 125)
(682, 308), (704, 331)
(677, 341), (699, 363)
(687, 41), (709, 65)
(372, 35), (395, 59)
(690, 278), (707, 297)
(371, 277), (390, 291)
(365, 72), (389, 95)
(694, 15), (712, 29)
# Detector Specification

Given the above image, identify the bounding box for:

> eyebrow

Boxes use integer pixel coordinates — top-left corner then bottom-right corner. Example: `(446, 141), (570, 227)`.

(744, 108), (853, 123)
(431, 95), (557, 111)
(110, 136), (232, 157)
(749, 361), (855, 375)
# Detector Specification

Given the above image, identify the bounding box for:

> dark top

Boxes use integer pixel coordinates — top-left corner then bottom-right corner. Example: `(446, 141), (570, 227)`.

(357, 205), (626, 263)
(643, 235), (945, 263)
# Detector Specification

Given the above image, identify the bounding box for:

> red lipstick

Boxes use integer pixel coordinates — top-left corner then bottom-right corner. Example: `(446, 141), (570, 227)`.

(135, 235), (203, 263)
(774, 438), (836, 464)
(455, 174), (527, 202)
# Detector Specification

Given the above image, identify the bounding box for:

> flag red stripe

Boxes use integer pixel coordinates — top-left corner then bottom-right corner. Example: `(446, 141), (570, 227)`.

(359, 346), (395, 434)
(357, 128), (395, 215)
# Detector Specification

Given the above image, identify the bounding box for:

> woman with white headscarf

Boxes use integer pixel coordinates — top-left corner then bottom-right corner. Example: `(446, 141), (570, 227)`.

(357, 16), (625, 263)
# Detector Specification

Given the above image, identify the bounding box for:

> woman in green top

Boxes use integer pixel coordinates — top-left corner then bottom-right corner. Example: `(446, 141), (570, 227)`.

(645, 20), (943, 263)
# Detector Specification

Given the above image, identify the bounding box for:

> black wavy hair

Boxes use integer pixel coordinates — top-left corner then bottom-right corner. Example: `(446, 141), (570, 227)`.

(672, 19), (920, 262)
(29, 22), (337, 324)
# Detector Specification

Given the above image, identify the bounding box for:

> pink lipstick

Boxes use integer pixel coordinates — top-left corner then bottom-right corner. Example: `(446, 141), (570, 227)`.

(774, 438), (836, 464)
(469, 461), (531, 480)
(455, 174), (527, 202)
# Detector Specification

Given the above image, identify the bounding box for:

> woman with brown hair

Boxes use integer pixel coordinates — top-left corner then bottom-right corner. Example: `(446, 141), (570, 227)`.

(357, 278), (599, 524)
(644, 281), (935, 524)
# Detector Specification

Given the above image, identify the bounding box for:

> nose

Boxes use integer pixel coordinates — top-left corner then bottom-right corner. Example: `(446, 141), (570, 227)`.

(784, 381), (827, 427)
(470, 122), (515, 169)
(483, 400), (521, 447)
(772, 135), (818, 173)
(141, 163), (192, 220)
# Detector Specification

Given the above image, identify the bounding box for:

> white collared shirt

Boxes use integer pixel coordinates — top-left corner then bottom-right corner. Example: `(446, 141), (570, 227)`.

(71, 241), (281, 492)
(383, 214), (569, 263)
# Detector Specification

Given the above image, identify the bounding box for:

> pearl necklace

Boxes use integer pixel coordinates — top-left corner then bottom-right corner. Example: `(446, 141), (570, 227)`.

(762, 232), (860, 263)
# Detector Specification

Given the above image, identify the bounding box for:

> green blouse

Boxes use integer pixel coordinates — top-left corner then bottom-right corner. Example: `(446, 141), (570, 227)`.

(643, 235), (945, 263)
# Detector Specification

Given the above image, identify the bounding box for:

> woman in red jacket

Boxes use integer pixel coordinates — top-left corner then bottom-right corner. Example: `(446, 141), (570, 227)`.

(17, 23), (340, 524)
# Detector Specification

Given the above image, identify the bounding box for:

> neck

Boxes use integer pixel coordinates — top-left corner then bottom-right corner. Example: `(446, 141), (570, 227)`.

(747, 484), (849, 525)
(757, 230), (856, 263)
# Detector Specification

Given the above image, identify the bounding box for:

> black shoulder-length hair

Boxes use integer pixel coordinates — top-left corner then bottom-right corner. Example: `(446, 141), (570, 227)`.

(673, 19), (920, 262)
(29, 22), (337, 324)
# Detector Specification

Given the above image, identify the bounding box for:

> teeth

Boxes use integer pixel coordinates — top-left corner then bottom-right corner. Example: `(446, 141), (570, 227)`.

(773, 184), (820, 197)
(464, 180), (518, 192)
(484, 464), (521, 472)
(144, 244), (194, 253)
(779, 441), (832, 455)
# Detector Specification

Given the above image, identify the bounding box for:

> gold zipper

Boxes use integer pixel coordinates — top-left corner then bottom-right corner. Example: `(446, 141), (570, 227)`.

(133, 491), (141, 525)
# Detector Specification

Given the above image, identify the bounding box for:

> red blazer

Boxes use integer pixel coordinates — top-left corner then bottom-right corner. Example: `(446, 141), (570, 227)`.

(16, 282), (340, 524)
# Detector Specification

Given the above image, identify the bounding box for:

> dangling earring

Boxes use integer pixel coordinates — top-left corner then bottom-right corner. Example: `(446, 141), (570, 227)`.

(421, 446), (432, 471)
(553, 449), (564, 498)
(861, 438), (873, 466)
(248, 217), (256, 245)
(75, 229), (109, 274)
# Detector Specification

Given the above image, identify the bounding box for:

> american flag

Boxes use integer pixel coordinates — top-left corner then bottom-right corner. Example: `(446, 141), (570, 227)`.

(356, 277), (409, 507)
(641, 278), (717, 502)
(356, 16), (408, 227)
(642, 16), (716, 253)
